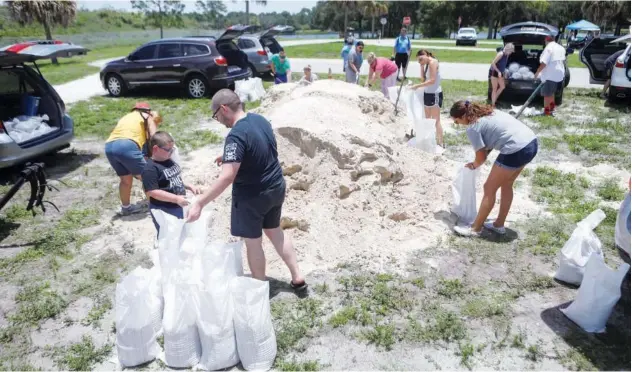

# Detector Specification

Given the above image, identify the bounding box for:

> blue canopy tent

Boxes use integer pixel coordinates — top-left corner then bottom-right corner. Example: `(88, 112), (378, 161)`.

(566, 20), (600, 31)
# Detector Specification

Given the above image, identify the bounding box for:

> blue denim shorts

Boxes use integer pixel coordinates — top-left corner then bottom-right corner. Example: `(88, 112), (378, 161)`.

(495, 139), (538, 170)
(105, 139), (146, 176)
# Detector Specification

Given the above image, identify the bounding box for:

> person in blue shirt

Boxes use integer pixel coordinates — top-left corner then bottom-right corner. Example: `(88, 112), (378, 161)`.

(340, 36), (355, 72)
(392, 27), (411, 81)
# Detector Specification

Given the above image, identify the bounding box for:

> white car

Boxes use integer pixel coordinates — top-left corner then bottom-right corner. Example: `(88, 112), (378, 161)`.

(456, 28), (477, 46)
(580, 34), (631, 102)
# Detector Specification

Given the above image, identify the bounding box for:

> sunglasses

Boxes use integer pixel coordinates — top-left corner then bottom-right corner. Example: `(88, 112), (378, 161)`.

(159, 145), (174, 154)
(212, 105), (222, 120)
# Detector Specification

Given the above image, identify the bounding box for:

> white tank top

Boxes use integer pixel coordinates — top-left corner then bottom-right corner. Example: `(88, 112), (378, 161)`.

(424, 58), (442, 94)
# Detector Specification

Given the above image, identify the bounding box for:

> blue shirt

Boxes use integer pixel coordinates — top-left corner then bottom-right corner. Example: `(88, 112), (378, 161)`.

(394, 36), (411, 54)
(222, 113), (284, 199)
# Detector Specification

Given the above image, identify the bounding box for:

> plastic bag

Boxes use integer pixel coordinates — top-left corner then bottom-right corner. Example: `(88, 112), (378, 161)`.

(508, 63), (520, 73)
(235, 78), (266, 102)
(116, 267), (163, 367)
(232, 277), (277, 371)
(554, 209), (606, 286)
(615, 192), (631, 255)
(518, 66), (531, 75)
(195, 285), (239, 370)
(400, 86), (437, 154)
(561, 252), (630, 333)
(451, 167), (478, 225)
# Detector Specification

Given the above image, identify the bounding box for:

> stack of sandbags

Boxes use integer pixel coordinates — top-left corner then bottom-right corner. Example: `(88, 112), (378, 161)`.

(115, 266), (163, 368)
(506, 63), (536, 80)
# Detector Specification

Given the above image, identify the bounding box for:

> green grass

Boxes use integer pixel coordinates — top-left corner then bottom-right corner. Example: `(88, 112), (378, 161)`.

(597, 178), (626, 201)
(276, 358), (322, 371)
(55, 335), (112, 371)
(271, 298), (325, 357)
(457, 342), (476, 369)
(67, 96), (223, 152)
(462, 295), (508, 319)
(406, 309), (468, 343)
(10, 282), (67, 325)
(284, 41), (586, 67)
(361, 323), (397, 351)
(437, 278), (466, 299)
(81, 295), (112, 328)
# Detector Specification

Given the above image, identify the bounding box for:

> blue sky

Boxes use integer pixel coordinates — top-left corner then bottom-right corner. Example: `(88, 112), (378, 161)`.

(78, 0), (319, 14)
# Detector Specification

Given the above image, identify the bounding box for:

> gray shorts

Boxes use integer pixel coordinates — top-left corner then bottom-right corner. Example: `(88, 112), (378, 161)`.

(540, 80), (559, 97)
(231, 184), (286, 239)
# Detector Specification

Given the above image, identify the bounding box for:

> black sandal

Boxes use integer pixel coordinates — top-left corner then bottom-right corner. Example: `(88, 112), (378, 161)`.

(290, 280), (308, 291)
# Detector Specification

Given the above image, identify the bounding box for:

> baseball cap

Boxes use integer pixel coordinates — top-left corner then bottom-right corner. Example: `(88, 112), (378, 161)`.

(544, 35), (554, 42)
(132, 102), (151, 111)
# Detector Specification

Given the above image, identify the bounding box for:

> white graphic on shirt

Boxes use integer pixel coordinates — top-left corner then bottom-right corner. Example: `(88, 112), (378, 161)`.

(162, 163), (185, 194)
(224, 143), (238, 162)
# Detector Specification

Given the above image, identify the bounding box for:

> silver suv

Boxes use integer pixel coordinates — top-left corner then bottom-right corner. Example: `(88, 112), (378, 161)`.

(235, 26), (285, 77)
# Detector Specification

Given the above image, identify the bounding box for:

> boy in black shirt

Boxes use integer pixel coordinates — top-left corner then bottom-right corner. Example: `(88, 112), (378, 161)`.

(142, 131), (201, 234)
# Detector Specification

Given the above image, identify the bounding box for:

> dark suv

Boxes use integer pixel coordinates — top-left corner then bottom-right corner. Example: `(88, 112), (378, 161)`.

(100, 33), (250, 99)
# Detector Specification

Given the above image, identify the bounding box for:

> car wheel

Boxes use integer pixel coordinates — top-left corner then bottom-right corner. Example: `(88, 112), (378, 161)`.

(456, 41), (460, 46)
(106, 74), (126, 97)
(247, 63), (257, 78)
(185, 75), (208, 99)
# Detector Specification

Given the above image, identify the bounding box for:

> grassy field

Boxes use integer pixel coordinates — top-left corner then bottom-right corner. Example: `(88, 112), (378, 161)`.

(284, 42), (587, 68)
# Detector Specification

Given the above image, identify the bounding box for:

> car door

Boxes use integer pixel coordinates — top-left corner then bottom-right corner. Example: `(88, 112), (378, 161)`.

(580, 36), (629, 84)
(153, 43), (185, 84)
(121, 44), (158, 85)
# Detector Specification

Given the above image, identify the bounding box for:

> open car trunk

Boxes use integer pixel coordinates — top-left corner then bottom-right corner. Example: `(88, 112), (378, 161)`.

(215, 40), (249, 69)
(0, 66), (62, 146)
(580, 36), (629, 83)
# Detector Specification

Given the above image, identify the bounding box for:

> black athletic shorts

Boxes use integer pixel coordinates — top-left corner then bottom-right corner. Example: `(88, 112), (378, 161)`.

(231, 184), (286, 239)
(488, 69), (502, 78)
(423, 91), (444, 108)
(395, 53), (409, 69)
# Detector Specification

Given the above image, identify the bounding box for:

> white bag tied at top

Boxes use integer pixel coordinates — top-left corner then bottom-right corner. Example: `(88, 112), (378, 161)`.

(615, 192), (631, 253)
(116, 267), (163, 367)
(554, 209), (606, 286)
(400, 86), (437, 154)
(561, 252), (630, 333)
(451, 167), (479, 225)
(235, 77), (266, 102)
(231, 277), (277, 371)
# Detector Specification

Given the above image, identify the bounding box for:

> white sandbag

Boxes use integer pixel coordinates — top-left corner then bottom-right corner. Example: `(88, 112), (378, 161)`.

(235, 78), (266, 102)
(451, 167), (478, 225)
(518, 66), (531, 74)
(511, 72), (522, 80)
(561, 252), (630, 333)
(232, 277), (277, 371)
(399, 86), (437, 154)
(0, 133), (12, 144)
(116, 267), (163, 367)
(508, 63), (520, 73)
(163, 275), (202, 368)
(195, 285), (239, 370)
(251, 77), (266, 101)
(615, 192), (631, 254)
(388, 85), (400, 104)
(524, 71), (536, 80)
(554, 209), (606, 286)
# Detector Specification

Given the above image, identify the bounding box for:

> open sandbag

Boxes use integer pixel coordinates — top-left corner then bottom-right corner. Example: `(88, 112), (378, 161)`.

(400, 86), (437, 154)
(116, 267), (163, 367)
(451, 167), (479, 225)
(554, 209), (606, 286)
(232, 277), (276, 371)
(615, 192), (631, 254)
(561, 252), (630, 333)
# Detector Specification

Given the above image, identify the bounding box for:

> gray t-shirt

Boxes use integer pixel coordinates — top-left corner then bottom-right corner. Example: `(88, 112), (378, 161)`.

(347, 48), (362, 70)
(466, 110), (536, 154)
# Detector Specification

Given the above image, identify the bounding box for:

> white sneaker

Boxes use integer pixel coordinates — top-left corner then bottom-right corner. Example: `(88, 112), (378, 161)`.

(484, 221), (506, 235)
(453, 225), (482, 237)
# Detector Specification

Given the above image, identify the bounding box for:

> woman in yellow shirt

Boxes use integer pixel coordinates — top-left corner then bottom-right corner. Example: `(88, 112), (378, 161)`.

(105, 102), (160, 216)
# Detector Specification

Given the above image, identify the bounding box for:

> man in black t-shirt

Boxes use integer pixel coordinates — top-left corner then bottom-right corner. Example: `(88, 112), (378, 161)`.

(186, 89), (306, 291)
(142, 131), (201, 235)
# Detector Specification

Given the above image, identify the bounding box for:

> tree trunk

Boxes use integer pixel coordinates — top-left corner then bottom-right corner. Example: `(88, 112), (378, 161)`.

(245, 0), (250, 25)
(493, 19), (500, 39)
(358, 16), (362, 38)
(412, 24), (416, 39)
(159, 1), (164, 39)
(43, 19), (58, 65)
(344, 7), (348, 34)
(371, 17), (375, 38)
(487, 13), (494, 39)
(615, 23), (622, 36)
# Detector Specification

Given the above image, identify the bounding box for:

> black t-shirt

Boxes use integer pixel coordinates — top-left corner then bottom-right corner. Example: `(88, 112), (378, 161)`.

(222, 113), (284, 199)
(142, 158), (186, 208)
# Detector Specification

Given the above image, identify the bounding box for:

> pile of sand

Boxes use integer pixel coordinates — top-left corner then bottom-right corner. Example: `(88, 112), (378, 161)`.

(187, 80), (464, 277)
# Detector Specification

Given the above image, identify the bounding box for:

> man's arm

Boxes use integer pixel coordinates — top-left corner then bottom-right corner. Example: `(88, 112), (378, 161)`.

(269, 55), (277, 74)
(196, 162), (240, 206)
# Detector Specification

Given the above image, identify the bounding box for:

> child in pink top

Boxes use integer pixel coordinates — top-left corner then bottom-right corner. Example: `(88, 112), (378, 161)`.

(366, 53), (399, 98)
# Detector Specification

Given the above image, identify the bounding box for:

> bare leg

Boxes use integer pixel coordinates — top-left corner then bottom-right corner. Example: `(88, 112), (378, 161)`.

(244, 237), (267, 280)
(119, 175), (133, 206)
(264, 227), (304, 284)
(602, 79), (611, 96)
(495, 166), (524, 227)
(490, 77), (499, 107)
(495, 78), (506, 106)
(471, 164), (515, 232)
(431, 106), (443, 146)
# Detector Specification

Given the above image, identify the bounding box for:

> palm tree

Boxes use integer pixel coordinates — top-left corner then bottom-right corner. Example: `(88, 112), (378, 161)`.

(361, 0), (388, 38)
(332, 0), (357, 35)
(237, 0), (267, 26)
(581, 0), (630, 34)
(6, 0), (77, 65)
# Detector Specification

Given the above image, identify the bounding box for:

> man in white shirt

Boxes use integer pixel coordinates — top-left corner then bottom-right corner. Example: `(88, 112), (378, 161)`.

(535, 35), (566, 116)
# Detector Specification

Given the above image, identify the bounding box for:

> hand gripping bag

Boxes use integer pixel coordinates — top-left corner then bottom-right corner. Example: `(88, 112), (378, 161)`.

(554, 209), (606, 286)
(115, 267), (163, 367)
(231, 277), (277, 371)
(451, 167), (478, 225)
(402, 86), (437, 154)
(561, 252), (630, 333)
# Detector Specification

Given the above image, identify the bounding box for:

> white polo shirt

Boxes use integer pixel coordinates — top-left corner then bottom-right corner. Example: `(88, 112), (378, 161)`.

(539, 41), (566, 83)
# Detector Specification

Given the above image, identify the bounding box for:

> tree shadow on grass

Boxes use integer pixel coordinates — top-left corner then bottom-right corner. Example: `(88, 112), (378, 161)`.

(541, 299), (631, 371)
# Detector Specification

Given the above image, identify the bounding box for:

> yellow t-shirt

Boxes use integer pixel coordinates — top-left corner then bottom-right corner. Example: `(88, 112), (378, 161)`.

(106, 111), (148, 149)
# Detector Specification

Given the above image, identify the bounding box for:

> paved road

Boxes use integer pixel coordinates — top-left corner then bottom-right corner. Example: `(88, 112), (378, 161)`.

(289, 58), (601, 89)
(54, 58), (115, 104)
(281, 38), (498, 52)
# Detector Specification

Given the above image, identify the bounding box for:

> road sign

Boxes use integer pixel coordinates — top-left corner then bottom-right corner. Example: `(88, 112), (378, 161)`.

(380, 17), (387, 26)
(403, 17), (411, 26)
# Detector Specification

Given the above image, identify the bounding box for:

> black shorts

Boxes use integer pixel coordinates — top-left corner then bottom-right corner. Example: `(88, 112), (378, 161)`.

(395, 53), (409, 69)
(231, 184), (286, 239)
(488, 69), (502, 78)
(540, 80), (559, 97)
(423, 92), (443, 108)
(495, 139), (538, 170)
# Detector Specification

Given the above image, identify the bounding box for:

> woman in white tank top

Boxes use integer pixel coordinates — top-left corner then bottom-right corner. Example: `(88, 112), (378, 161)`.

(412, 50), (444, 148)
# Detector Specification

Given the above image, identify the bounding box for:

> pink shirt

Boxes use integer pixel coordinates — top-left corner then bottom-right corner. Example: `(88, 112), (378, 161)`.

(371, 57), (398, 79)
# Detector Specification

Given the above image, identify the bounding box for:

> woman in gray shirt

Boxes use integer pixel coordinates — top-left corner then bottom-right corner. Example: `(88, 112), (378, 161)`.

(450, 100), (538, 237)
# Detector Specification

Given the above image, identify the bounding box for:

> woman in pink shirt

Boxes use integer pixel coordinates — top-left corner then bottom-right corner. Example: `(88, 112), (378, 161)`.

(366, 52), (398, 98)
